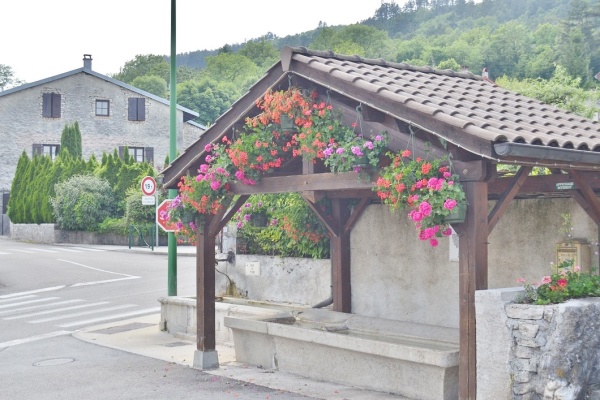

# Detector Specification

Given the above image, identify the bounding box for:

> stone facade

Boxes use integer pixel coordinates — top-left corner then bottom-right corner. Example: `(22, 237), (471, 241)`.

(0, 59), (204, 191)
(477, 288), (600, 399)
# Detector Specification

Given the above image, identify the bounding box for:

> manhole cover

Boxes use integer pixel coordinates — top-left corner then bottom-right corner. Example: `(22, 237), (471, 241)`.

(33, 358), (75, 367)
(164, 342), (189, 348)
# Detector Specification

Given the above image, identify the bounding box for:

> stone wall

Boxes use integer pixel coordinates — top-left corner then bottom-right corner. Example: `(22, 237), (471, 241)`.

(476, 288), (600, 400)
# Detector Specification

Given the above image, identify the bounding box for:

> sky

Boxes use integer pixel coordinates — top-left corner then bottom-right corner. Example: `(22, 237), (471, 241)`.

(2, 0), (388, 84)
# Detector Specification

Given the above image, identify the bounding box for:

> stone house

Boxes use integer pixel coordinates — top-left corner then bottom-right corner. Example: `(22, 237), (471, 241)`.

(0, 54), (205, 224)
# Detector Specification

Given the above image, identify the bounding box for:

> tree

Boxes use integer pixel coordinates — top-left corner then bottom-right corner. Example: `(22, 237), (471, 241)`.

(7, 151), (30, 222)
(203, 53), (261, 93)
(111, 55), (170, 85)
(0, 64), (24, 91)
(496, 65), (599, 118)
(177, 78), (238, 125)
(239, 38), (279, 70)
(131, 75), (167, 97)
(60, 122), (82, 159)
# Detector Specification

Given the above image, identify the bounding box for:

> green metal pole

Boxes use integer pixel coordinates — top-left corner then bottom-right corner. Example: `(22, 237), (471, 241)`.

(168, 0), (177, 296)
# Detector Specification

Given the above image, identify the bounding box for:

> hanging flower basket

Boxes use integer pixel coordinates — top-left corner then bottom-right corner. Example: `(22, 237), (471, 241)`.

(444, 202), (467, 224)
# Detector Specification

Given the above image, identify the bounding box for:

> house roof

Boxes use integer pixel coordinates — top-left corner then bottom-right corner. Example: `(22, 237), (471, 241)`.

(0, 66), (204, 125)
(162, 46), (600, 188)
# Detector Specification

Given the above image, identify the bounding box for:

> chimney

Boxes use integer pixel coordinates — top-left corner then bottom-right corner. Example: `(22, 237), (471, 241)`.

(83, 54), (92, 70)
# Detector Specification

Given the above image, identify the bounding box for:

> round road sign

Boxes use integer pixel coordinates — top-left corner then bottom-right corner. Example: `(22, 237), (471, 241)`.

(141, 176), (156, 196)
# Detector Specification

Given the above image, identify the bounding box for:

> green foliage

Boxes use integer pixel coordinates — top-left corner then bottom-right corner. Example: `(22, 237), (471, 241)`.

(131, 75), (168, 97)
(51, 175), (115, 231)
(60, 122), (82, 159)
(0, 64), (24, 91)
(176, 78), (238, 126)
(234, 194), (330, 259)
(124, 186), (155, 225)
(111, 54), (169, 85)
(496, 65), (600, 118)
(203, 52), (261, 92)
(7, 151), (30, 223)
(238, 37), (279, 70)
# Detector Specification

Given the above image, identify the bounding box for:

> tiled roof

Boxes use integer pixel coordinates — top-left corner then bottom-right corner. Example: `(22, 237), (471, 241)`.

(162, 46), (600, 188)
(285, 47), (600, 153)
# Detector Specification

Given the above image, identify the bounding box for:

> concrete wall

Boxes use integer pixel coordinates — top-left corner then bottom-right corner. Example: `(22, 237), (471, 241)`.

(351, 199), (598, 329)
(0, 72), (204, 189)
(215, 254), (331, 306)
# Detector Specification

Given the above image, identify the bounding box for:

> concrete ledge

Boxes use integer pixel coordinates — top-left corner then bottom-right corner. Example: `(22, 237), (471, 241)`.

(225, 309), (459, 400)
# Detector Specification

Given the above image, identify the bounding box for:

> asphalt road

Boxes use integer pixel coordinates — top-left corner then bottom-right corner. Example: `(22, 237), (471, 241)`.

(0, 238), (316, 399)
(1, 334), (312, 400)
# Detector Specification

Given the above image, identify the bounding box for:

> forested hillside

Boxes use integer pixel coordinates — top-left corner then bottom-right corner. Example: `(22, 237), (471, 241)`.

(109, 0), (599, 126)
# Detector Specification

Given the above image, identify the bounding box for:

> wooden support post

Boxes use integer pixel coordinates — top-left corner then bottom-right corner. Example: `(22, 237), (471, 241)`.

(458, 181), (489, 399)
(194, 217), (218, 369)
(331, 199), (351, 313)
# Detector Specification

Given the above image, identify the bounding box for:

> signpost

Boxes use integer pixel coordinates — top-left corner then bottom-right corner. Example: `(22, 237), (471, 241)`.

(156, 199), (177, 232)
(141, 176), (157, 196)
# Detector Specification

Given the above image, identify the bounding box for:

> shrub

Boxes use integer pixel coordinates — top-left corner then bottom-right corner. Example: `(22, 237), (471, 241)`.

(51, 175), (115, 231)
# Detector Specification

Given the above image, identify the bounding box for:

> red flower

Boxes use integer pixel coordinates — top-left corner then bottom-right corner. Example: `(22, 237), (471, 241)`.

(557, 278), (567, 288)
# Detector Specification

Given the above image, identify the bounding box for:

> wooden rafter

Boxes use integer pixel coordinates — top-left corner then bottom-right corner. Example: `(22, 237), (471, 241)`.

(209, 195), (250, 237)
(303, 196), (339, 238)
(571, 170), (600, 223)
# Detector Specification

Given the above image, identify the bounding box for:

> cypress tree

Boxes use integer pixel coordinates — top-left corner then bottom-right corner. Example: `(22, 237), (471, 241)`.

(8, 151), (30, 223)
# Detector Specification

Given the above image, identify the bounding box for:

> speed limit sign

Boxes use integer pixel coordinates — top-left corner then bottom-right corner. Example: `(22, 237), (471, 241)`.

(141, 176), (157, 196)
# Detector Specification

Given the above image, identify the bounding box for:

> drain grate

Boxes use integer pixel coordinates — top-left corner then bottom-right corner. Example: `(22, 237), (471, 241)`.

(90, 322), (154, 335)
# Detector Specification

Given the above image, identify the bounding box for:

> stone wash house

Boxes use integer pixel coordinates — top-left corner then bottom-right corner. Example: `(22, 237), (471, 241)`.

(0, 54), (205, 224)
(162, 47), (600, 399)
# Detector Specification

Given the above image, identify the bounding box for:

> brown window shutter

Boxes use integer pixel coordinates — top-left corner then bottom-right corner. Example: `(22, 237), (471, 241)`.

(128, 98), (136, 120)
(32, 144), (43, 156)
(51, 94), (61, 117)
(137, 98), (145, 121)
(42, 94), (52, 117)
(144, 147), (154, 165)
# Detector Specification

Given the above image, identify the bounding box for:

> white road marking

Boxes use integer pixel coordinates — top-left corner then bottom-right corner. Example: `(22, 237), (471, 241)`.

(0, 300), (83, 317)
(6, 248), (35, 254)
(57, 259), (138, 278)
(58, 307), (160, 328)
(0, 251), (10, 255)
(4, 301), (109, 320)
(52, 248), (82, 253)
(0, 297), (59, 309)
(0, 295), (36, 303)
(29, 304), (136, 323)
(69, 247), (105, 252)
(70, 276), (140, 287)
(0, 286), (65, 299)
(0, 330), (73, 349)
(28, 248), (59, 253)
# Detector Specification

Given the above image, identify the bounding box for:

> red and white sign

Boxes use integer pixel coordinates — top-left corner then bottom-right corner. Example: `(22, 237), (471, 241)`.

(156, 199), (178, 232)
(141, 176), (156, 196)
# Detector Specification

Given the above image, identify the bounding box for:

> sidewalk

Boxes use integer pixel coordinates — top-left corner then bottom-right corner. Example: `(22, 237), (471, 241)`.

(73, 314), (407, 400)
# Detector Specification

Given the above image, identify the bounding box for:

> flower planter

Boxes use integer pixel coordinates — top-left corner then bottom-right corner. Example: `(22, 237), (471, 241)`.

(444, 203), (466, 224)
(279, 115), (297, 132)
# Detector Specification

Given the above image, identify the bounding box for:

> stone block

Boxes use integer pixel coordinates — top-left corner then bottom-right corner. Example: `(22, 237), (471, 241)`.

(506, 304), (545, 320)
(517, 337), (541, 348)
(514, 382), (534, 395)
(514, 370), (532, 383)
(544, 308), (555, 322)
(519, 323), (540, 338)
(515, 345), (535, 359)
(514, 358), (538, 372)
